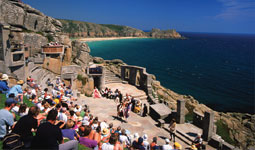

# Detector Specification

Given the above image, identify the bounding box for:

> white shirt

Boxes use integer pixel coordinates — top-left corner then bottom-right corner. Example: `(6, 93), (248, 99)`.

(119, 135), (130, 145)
(102, 143), (114, 150)
(162, 144), (173, 150)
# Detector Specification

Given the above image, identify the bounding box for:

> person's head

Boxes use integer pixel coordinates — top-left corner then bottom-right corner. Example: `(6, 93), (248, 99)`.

(69, 110), (75, 116)
(121, 129), (126, 135)
(5, 98), (17, 108)
(9, 93), (15, 98)
(44, 88), (48, 92)
(109, 134), (118, 145)
(47, 109), (58, 121)
(172, 118), (176, 123)
(109, 123), (113, 129)
(117, 126), (121, 131)
(153, 137), (157, 143)
(83, 125), (92, 136)
(143, 134), (148, 141)
(197, 133), (201, 138)
(66, 119), (74, 129)
(1, 74), (9, 81)
(138, 137), (144, 145)
(28, 106), (40, 117)
(96, 126), (101, 133)
(165, 138), (170, 144)
(19, 103), (27, 113)
(56, 104), (61, 110)
(17, 80), (24, 86)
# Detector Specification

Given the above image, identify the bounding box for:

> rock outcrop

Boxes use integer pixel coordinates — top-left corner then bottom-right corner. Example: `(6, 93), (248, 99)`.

(0, 0), (62, 33)
(72, 40), (91, 68)
(149, 28), (182, 38)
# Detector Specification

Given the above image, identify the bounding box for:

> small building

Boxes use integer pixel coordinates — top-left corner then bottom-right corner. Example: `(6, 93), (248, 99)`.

(42, 44), (64, 60)
(0, 23), (26, 80)
(87, 64), (105, 89)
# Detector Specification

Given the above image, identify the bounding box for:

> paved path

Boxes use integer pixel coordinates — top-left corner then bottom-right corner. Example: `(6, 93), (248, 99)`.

(75, 95), (189, 148)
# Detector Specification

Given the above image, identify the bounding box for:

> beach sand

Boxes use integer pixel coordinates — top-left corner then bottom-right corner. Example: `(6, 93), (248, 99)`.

(78, 37), (147, 42)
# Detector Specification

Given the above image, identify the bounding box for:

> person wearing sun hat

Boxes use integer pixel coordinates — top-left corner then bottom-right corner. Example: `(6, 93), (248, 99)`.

(0, 74), (9, 94)
(6, 80), (24, 103)
(162, 138), (173, 150)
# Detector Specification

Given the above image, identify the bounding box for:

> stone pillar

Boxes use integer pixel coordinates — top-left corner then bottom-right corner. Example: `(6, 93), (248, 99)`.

(202, 111), (214, 141)
(177, 99), (185, 124)
(121, 66), (125, 80)
(100, 67), (105, 90)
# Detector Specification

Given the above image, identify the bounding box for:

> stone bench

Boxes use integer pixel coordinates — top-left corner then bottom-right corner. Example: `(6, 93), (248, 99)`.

(158, 119), (165, 128)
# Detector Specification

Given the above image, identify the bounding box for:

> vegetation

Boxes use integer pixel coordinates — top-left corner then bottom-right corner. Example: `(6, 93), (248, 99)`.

(185, 112), (194, 123)
(46, 34), (54, 42)
(100, 24), (125, 33)
(77, 74), (87, 85)
(216, 120), (236, 145)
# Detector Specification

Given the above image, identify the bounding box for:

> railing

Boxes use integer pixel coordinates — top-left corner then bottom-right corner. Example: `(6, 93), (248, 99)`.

(42, 46), (64, 53)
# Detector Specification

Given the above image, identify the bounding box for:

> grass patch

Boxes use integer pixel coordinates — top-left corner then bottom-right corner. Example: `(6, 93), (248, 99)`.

(216, 120), (236, 145)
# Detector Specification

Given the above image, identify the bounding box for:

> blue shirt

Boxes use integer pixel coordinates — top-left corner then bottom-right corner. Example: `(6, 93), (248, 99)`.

(6, 85), (23, 98)
(0, 109), (14, 138)
(0, 81), (9, 93)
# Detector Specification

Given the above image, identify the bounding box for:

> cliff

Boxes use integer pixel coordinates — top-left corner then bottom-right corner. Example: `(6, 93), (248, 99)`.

(59, 19), (182, 39)
(0, 0), (68, 54)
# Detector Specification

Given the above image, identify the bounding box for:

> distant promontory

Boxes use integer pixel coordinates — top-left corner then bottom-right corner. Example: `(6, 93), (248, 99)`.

(59, 19), (183, 39)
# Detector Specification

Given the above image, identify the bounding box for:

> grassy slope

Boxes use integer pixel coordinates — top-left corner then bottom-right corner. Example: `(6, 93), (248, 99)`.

(0, 94), (89, 150)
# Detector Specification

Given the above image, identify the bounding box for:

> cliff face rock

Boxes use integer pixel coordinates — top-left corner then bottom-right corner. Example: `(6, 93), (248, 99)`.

(0, 0), (62, 33)
(72, 40), (90, 67)
(59, 19), (182, 39)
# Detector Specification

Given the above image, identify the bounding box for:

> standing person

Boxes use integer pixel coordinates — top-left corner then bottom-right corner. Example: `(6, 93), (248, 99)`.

(142, 104), (148, 117)
(32, 109), (78, 150)
(0, 98), (16, 140)
(0, 74), (9, 94)
(12, 106), (40, 148)
(169, 118), (176, 142)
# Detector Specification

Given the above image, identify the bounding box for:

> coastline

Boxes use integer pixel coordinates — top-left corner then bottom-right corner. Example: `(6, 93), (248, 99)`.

(78, 37), (148, 42)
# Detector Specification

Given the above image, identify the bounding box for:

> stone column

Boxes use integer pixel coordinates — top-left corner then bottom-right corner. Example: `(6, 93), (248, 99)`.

(202, 111), (214, 141)
(177, 99), (185, 124)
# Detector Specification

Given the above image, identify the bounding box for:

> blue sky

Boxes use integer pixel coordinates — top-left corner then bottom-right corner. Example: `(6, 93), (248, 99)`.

(23, 0), (255, 34)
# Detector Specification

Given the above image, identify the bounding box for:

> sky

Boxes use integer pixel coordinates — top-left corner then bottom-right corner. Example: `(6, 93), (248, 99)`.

(22, 0), (255, 34)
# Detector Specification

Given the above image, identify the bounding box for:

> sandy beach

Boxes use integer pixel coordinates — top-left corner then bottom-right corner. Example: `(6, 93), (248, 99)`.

(78, 37), (147, 42)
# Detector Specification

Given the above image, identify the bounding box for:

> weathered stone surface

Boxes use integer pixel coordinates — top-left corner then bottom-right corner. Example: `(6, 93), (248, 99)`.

(72, 40), (90, 67)
(43, 58), (62, 74)
(0, 0), (62, 33)
(111, 59), (124, 64)
(93, 57), (104, 64)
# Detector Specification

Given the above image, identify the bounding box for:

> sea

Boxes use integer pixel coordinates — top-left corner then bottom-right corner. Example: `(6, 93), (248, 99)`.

(87, 32), (255, 114)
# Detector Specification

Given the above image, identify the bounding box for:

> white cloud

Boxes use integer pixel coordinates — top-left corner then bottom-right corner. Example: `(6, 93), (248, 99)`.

(216, 0), (255, 20)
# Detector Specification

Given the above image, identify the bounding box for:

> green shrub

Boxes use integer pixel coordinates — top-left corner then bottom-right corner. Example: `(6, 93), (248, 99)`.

(77, 74), (87, 85)
(185, 112), (194, 123)
(216, 120), (236, 145)
(46, 34), (54, 42)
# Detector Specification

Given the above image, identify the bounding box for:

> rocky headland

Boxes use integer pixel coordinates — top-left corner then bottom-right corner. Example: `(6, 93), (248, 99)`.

(0, 0), (254, 149)
(59, 19), (183, 39)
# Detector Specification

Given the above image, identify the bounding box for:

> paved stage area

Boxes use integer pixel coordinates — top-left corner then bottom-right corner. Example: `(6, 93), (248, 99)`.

(75, 95), (189, 147)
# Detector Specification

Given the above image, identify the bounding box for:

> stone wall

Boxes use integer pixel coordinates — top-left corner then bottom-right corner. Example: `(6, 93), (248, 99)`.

(43, 57), (62, 74)
(121, 65), (153, 94)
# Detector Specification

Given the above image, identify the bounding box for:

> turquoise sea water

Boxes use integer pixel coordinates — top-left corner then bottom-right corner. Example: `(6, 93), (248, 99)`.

(87, 33), (255, 114)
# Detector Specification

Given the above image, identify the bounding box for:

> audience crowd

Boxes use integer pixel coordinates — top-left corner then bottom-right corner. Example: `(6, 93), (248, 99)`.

(0, 73), (203, 150)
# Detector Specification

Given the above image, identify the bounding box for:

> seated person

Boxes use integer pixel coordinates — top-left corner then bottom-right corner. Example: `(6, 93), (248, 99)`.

(6, 80), (24, 102)
(0, 74), (9, 94)
(79, 125), (98, 149)
(62, 119), (80, 140)
(192, 134), (203, 150)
